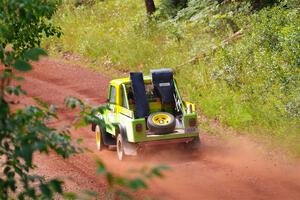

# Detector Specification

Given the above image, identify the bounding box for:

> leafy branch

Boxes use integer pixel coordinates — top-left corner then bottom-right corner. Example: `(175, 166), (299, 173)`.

(65, 96), (171, 199)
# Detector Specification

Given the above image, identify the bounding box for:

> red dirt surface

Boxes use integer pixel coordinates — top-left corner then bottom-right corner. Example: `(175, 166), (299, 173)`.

(18, 58), (300, 199)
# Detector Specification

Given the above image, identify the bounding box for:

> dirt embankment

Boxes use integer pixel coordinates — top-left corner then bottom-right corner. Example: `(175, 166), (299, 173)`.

(17, 58), (300, 199)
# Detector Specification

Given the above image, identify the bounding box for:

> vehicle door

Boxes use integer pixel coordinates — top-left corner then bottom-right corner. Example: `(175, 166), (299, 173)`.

(106, 85), (118, 134)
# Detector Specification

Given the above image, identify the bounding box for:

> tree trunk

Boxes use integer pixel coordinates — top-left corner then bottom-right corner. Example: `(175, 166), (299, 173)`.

(144, 0), (156, 15)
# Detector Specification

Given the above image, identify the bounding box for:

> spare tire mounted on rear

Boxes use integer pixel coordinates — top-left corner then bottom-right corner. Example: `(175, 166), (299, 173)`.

(147, 112), (176, 134)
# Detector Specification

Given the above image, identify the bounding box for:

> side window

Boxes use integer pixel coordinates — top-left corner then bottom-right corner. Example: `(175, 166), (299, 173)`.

(121, 86), (128, 108)
(109, 86), (116, 104)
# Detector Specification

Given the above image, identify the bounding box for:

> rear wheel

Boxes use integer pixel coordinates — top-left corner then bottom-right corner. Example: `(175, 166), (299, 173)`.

(117, 134), (125, 161)
(95, 125), (104, 151)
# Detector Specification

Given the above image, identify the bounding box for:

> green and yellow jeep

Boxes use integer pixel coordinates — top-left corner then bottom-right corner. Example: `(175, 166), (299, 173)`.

(92, 69), (200, 160)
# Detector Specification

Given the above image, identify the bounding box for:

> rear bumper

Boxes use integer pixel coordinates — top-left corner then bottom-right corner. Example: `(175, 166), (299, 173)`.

(138, 137), (195, 147)
(130, 127), (199, 143)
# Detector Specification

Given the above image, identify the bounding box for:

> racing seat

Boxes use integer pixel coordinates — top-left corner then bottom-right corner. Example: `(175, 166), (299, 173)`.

(151, 68), (175, 102)
(151, 68), (176, 114)
(130, 72), (150, 118)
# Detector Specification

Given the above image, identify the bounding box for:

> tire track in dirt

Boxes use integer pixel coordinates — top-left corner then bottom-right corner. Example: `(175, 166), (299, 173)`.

(19, 58), (300, 200)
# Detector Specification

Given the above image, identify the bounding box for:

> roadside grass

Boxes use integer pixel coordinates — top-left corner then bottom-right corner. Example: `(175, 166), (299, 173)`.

(44, 0), (300, 156)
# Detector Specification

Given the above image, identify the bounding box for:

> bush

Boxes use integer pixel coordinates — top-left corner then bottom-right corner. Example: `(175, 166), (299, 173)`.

(210, 6), (300, 121)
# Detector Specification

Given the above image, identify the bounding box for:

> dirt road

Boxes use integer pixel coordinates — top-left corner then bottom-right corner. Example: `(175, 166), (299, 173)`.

(20, 58), (300, 199)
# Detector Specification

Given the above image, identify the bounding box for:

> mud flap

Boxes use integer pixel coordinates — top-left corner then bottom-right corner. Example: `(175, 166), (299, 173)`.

(118, 124), (137, 156)
(123, 139), (137, 156)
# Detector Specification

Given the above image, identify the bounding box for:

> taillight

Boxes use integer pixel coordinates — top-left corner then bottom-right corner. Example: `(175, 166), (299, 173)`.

(135, 124), (143, 132)
(189, 118), (197, 127)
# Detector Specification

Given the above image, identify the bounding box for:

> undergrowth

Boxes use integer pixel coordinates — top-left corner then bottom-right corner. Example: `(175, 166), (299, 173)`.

(44, 0), (300, 155)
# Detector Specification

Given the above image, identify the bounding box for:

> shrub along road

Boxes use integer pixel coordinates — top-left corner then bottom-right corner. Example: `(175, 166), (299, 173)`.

(19, 58), (300, 199)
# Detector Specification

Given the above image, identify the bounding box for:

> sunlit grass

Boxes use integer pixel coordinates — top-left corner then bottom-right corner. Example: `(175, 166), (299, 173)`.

(44, 0), (300, 155)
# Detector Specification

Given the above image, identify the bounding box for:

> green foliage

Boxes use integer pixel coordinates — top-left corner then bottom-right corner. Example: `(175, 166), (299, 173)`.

(210, 6), (300, 121)
(96, 160), (170, 199)
(64, 96), (107, 129)
(157, 0), (188, 18)
(176, 0), (251, 34)
(247, 0), (280, 9)
(0, 58), (79, 199)
(0, 0), (62, 53)
(0, 0), (79, 199)
(73, 0), (97, 7)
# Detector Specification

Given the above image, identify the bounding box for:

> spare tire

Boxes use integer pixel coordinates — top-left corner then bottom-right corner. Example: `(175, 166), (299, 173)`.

(147, 112), (176, 134)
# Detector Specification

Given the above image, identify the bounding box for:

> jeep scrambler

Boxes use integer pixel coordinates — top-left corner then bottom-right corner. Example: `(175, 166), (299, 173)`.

(92, 69), (200, 160)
